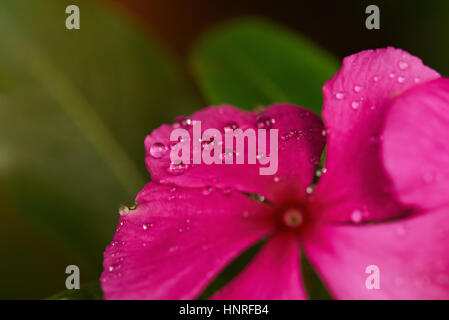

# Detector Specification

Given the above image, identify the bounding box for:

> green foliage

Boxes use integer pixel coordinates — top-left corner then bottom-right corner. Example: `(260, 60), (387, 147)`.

(190, 18), (339, 113)
(0, 0), (201, 282)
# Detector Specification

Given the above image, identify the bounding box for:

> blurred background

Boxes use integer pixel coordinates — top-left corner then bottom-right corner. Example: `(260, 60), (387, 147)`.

(1, 0), (448, 299)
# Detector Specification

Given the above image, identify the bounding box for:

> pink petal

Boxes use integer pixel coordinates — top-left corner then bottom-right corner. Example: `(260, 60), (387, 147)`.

(313, 47), (440, 222)
(145, 104), (325, 202)
(101, 183), (275, 300)
(212, 233), (307, 300)
(383, 78), (449, 211)
(303, 209), (449, 299)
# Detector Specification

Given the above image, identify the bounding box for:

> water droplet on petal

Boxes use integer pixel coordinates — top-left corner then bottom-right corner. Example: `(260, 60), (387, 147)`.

(109, 263), (119, 272)
(142, 223), (154, 231)
(335, 92), (345, 100)
(398, 61), (409, 70)
(273, 176), (280, 183)
(351, 101), (360, 110)
(350, 210), (363, 224)
(306, 186), (314, 194)
(389, 73), (396, 79)
(373, 76), (380, 82)
(222, 187), (232, 196)
(118, 202), (139, 216)
(168, 162), (188, 175)
(354, 85), (362, 93)
(173, 116), (192, 128)
(224, 121), (239, 130)
(202, 185), (213, 195)
(256, 115), (275, 129)
(149, 142), (168, 159)
(397, 76), (405, 83)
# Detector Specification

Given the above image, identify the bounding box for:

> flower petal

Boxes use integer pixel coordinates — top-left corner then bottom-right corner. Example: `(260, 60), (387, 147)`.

(145, 104), (325, 202)
(303, 209), (449, 299)
(383, 78), (449, 211)
(212, 233), (306, 300)
(101, 183), (275, 300)
(314, 47), (440, 222)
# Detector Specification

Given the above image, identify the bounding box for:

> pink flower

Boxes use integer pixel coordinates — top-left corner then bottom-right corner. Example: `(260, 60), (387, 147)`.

(101, 47), (449, 299)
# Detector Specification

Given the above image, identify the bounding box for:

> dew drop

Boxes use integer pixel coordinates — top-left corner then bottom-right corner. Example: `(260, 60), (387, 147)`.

(373, 76), (380, 82)
(350, 210), (363, 224)
(397, 76), (405, 83)
(351, 101), (360, 110)
(398, 61), (409, 70)
(108, 264), (119, 272)
(354, 85), (362, 93)
(142, 223), (154, 231)
(256, 115), (275, 129)
(173, 116), (192, 128)
(257, 153), (267, 161)
(306, 186), (314, 194)
(273, 176), (280, 183)
(222, 187), (232, 196)
(335, 92), (345, 100)
(118, 202), (139, 216)
(389, 73), (396, 79)
(224, 121), (239, 130)
(202, 185), (213, 195)
(168, 162), (188, 175)
(149, 142), (168, 159)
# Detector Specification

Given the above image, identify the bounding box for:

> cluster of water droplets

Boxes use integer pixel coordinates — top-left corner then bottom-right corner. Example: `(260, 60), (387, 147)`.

(332, 57), (420, 112)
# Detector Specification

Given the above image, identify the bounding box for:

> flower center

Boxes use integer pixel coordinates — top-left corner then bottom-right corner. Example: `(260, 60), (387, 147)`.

(282, 207), (304, 228)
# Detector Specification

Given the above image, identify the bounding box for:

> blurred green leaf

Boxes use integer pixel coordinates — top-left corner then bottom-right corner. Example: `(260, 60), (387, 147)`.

(48, 282), (103, 300)
(190, 18), (339, 113)
(0, 0), (201, 274)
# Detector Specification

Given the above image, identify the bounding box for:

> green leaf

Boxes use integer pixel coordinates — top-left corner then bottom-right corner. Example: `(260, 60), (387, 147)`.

(190, 18), (339, 113)
(0, 0), (201, 274)
(47, 282), (103, 300)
